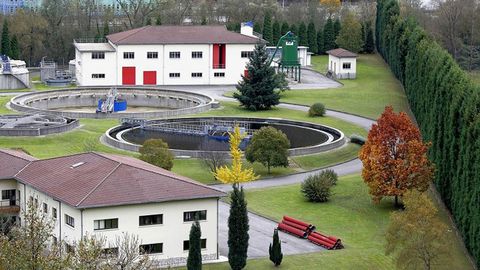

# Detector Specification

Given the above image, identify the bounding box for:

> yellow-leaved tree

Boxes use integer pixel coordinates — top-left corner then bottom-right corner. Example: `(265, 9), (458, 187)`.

(214, 126), (258, 185)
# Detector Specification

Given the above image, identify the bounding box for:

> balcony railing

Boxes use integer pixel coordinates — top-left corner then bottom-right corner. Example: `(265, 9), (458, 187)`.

(0, 199), (20, 214)
(213, 64), (226, 69)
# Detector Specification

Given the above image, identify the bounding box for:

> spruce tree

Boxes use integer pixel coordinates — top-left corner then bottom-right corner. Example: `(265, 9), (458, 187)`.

(10, 35), (19, 59)
(290, 24), (298, 36)
(253, 22), (262, 34)
(307, 21), (317, 54)
(269, 229), (283, 267)
(317, 29), (324, 54)
(363, 22), (375, 53)
(281, 22), (289, 35)
(298, 22), (307, 46)
(263, 11), (273, 44)
(228, 184), (249, 270)
(1, 20), (11, 57)
(333, 18), (341, 46)
(187, 220), (202, 270)
(323, 17), (335, 51)
(156, 15), (162, 25)
(233, 43), (288, 110)
(103, 23), (110, 38)
(272, 20), (280, 45)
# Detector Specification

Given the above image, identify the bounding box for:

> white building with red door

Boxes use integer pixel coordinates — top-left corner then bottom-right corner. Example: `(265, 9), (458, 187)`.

(73, 25), (260, 86)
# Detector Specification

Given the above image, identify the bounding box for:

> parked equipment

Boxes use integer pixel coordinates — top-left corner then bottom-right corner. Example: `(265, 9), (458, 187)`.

(277, 215), (344, 250)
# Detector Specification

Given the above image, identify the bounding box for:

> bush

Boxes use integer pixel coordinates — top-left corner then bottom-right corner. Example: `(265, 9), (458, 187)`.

(350, 134), (366, 145)
(139, 139), (174, 170)
(301, 170), (337, 202)
(308, 103), (326, 117)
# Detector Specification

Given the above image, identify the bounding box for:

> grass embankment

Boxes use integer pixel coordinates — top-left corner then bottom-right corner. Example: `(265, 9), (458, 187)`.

(0, 100), (364, 184)
(198, 174), (473, 270)
(280, 54), (410, 119)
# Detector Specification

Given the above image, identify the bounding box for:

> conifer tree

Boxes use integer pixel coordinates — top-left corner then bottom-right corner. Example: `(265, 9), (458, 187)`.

(363, 22), (375, 53)
(290, 24), (298, 36)
(323, 17), (335, 51)
(233, 43), (288, 110)
(317, 29), (324, 54)
(146, 17), (152, 25)
(263, 11), (273, 44)
(269, 229), (283, 267)
(228, 185), (249, 270)
(298, 22), (307, 46)
(156, 15), (162, 25)
(253, 22), (262, 34)
(1, 20), (10, 57)
(187, 220), (202, 270)
(103, 23), (110, 38)
(307, 21), (317, 53)
(272, 20), (280, 45)
(281, 22), (289, 35)
(10, 35), (19, 59)
(333, 18), (341, 45)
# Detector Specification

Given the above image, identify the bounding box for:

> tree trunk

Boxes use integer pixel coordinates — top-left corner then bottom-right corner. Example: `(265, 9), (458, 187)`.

(395, 195), (399, 207)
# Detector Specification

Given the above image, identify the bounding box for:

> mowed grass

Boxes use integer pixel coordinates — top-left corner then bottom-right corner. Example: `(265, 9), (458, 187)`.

(199, 174), (474, 270)
(280, 54), (410, 119)
(292, 143), (360, 170)
(0, 96), (14, 114)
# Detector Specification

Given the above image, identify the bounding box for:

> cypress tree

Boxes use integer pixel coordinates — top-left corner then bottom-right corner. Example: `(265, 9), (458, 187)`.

(281, 22), (289, 35)
(1, 20), (11, 57)
(103, 23), (110, 38)
(10, 35), (19, 59)
(233, 43), (288, 110)
(263, 11), (273, 44)
(364, 22), (375, 53)
(272, 20), (281, 45)
(228, 184), (249, 270)
(298, 22), (307, 46)
(333, 18), (341, 47)
(290, 24), (298, 36)
(187, 220), (202, 270)
(253, 22), (262, 34)
(323, 17), (335, 51)
(156, 15), (162, 25)
(146, 17), (152, 25)
(269, 229), (283, 266)
(317, 29), (324, 54)
(307, 21), (317, 54)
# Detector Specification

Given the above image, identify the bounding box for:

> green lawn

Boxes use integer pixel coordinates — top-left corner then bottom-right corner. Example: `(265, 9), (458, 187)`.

(311, 54), (329, 73)
(292, 143), (360, 170)
(199, 174), (474, 270)
(280, 54), (411, 119)
(0, 96), (13, 114)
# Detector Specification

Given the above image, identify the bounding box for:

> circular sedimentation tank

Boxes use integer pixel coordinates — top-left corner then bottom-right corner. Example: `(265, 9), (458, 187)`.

(103, 117), (346, 157)
(10, 87), (215, 119)
(0, 114), (79, 136)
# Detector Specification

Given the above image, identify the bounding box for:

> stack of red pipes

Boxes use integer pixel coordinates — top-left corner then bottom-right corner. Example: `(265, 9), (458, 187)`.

(277, 215), (344, 250)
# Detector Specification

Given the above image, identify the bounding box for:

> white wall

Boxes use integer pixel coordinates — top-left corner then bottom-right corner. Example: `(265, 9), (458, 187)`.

(75, 49), (117, 86)
(328, 55), (357, 79)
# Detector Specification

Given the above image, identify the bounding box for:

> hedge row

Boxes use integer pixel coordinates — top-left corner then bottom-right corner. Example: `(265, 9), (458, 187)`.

(376, 0), (480, 267)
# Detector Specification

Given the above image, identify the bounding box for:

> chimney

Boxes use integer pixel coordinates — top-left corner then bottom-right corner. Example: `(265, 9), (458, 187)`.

(240, 21), (254, 37)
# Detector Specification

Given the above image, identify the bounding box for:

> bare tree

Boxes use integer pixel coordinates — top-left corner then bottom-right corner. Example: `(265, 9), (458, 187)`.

(200, 151), (228, 176)
(116, 0), (162, 28)
(104, 232), (152, 270)
(72, 234), (105, 270)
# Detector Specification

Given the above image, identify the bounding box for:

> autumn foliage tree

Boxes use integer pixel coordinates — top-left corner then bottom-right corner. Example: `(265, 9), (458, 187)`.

(359, 106), (434, 206)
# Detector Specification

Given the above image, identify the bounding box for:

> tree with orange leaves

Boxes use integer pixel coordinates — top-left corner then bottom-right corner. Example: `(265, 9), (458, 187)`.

(320, 0), (341, 16)
(359, 106), (434, 207)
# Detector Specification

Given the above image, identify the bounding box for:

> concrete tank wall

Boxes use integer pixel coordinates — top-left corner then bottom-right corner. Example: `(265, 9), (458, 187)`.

(0, 73), (29, 89)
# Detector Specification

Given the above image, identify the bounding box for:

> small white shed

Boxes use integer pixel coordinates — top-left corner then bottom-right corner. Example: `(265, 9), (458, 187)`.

(326, 48), (357, 79)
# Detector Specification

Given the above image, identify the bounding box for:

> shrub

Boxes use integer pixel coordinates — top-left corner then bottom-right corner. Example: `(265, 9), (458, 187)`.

(301, 170), (337, 202)
(350, 134), (366, 145)
(139, 139), (174, 170)
(308, 103), (326, 117)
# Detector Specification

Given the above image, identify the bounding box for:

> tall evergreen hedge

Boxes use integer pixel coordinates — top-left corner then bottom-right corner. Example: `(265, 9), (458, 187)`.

(376, 0), (480, 267)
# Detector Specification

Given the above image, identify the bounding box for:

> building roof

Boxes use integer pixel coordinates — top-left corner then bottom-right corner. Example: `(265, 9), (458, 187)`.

(1, 151), (225, 208)
(0, 149), (36, 180)
(106, 25), (261, 45)
(326, 48), (358, 58)
(74, 42), (116, 52)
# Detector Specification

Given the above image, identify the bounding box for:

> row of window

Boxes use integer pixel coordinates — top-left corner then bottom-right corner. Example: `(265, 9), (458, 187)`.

(65, 210), (206, 230)
(92, 51), (254, 60)
(92, 72), (226, 79)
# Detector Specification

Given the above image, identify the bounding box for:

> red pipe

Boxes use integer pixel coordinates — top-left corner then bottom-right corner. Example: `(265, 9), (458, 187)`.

(283, 216), (310, 227)
(282, 219), (309, 231)
(309, 232), (337, 245)
(278, 223), (308, 238)
(307, 235), (335, 249)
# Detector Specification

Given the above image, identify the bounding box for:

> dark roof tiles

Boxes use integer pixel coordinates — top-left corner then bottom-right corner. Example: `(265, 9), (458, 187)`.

(326, 48), (358, 58)
(0, 149), (36, 179)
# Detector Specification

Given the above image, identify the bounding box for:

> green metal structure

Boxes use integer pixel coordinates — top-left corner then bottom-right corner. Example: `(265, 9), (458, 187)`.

(267, 31), (301, 82)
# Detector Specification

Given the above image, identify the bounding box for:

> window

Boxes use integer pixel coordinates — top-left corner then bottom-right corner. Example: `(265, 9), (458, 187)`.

(183, 210), (207, 222)
(342, 62), (351, 69)
(65, 214), (75, 228)
(91, 52), (105, 59)
(183, 239), (207, 250)
(94, 218), (118, 230)
(139, 243), (163, 254)
(241, 51), (253, 58)
(43, 203), (48, 213)
(123, 52), (134, 59)
(169, 51), (180, 58)
(92, 73), (105, 79)
(139, 214), (163, 226)
(1, 189), (15, 200)
(147, 52), (158, 59)
(191, 72), (203, 78)
(169, 73), (180, 78)
(192, 51), (203, 58)
(52, 207), (57, 219)
(102, 247), (119, 256)
(214, 72), (225, 77)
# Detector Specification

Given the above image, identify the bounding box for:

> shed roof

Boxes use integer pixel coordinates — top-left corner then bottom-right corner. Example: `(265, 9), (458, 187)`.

(106, 25), (260, 45)
(0, 149), (36, 180)
(326, 48), (358, 58)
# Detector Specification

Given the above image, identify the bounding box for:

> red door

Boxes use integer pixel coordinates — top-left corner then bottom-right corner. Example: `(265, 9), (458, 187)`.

(213, 44), (226, 69)
(143, 71), (157, 85)
(122, 67), (136, 85)
(244, 69), (249, 78)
